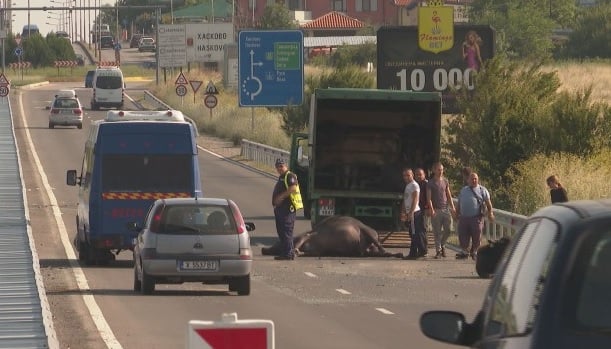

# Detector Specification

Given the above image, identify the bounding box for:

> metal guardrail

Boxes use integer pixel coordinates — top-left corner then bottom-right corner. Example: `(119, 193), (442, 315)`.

(0, 97), (58, 348)
(240, 139), (289, 169)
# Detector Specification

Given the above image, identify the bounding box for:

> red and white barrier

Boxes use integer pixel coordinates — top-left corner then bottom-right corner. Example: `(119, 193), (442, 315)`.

(186, 313), (274, 349)
(54, 60), (78, 68)
(9, 62), (32, 69)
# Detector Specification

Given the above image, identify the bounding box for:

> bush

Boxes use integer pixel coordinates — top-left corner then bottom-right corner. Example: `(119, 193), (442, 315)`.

(505, 150), (611, 215)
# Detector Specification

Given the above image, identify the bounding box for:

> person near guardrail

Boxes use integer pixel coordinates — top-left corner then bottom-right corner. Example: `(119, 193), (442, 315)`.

(271, 158), (300, 260)
(426, 162), (457, 259)
(546, 174), (568, 204)
(415, 168), (430, 256)
(456, 172), (494, 260)
(401, 168), (427, 260)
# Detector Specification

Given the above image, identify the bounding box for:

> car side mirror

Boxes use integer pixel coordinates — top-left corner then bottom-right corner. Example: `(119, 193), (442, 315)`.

(245, 222), (256, 232)
(66, 170), (78, 186)
(420, 311), (467, 345)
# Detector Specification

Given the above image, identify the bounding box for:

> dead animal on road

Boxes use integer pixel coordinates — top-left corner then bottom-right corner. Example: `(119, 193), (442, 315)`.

(262, 215), (403, 258)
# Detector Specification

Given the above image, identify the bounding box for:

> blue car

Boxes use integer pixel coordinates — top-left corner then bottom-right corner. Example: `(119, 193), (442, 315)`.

(421, 199), (611, 349)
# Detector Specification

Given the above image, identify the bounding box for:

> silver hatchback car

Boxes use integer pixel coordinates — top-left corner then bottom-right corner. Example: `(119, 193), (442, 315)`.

(48, 90), (83, 129)
(129, 197), (255, 295)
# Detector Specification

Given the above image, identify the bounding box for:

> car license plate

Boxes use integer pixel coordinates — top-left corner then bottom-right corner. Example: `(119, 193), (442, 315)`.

(180, 260), (218, 271)
(319, 206), (335, 216)
(61, 109), (73, 114)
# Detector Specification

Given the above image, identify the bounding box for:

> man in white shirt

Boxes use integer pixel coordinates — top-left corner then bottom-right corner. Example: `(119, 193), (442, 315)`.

(400, 168), (427, 259)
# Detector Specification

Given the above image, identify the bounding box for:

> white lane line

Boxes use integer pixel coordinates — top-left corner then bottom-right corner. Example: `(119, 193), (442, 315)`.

(336, 289), (352, 295)
(304, 272), (317, 278)
(18, 92), (123, 349)
(375, 308), (395, 315)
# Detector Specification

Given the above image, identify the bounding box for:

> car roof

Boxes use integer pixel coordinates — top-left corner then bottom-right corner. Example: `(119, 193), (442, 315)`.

(530, 199), (611, 222)
(158, 198), (230, 206)
(55, 89), (77, 98)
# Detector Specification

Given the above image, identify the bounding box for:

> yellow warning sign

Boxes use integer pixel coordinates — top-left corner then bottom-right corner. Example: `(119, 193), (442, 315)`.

(418, 3), (454, 54)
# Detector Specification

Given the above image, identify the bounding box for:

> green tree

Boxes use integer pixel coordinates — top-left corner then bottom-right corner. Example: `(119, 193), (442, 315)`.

(566, 3), (611, 58)
(46, 34), (76, 61)
(469, 0), (571, 59)
(330, 42), (376, 69)
(22, 34), (54, 67)
(257, 3), (299, 29)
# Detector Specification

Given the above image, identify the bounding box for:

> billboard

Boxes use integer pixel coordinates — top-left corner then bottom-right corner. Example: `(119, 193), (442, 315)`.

(377, 25), (495, 113)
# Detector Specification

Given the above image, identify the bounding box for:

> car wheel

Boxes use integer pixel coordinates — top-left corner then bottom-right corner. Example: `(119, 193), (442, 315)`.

(141, 268), (155, 295)
(133, 262), (142, 292)
(231, 274), (250, 296)
(48, 122), (54, 129)
(77, 123), (83, 129)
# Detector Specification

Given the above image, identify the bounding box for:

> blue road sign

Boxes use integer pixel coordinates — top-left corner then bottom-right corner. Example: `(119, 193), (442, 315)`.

(14, 47), (23, 57)
(238, 30), (304, 107)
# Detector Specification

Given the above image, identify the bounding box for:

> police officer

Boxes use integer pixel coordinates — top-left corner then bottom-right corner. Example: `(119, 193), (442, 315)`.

(271, 158), (299, 260)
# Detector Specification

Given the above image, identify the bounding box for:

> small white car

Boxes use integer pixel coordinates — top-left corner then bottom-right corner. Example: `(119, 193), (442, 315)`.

(48, 90), (83, 129)
(128, 197), (255, 295)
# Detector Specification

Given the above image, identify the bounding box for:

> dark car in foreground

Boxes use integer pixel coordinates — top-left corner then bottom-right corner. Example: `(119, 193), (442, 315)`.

(128, 198), (255, 296)
(420, 199), (611, 348)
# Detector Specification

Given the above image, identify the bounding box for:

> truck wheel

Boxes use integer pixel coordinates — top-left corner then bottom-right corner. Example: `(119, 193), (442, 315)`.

(230, 274), (250, 296)
(141, 268), (155, 295)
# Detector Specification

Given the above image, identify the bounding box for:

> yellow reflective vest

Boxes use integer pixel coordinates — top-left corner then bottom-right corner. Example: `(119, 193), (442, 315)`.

(284, 171), (304, 210)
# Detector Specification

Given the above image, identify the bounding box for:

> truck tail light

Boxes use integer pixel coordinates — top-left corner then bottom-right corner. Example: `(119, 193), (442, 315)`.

(319, 198), (335, 207)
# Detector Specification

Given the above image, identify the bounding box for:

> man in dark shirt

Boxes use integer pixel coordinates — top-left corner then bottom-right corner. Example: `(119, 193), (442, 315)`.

(272, 158), (299, 260)
(414, 168), (429, 257)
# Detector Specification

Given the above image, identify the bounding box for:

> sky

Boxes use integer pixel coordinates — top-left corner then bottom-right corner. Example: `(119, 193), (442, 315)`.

(12, 0), (115, 39)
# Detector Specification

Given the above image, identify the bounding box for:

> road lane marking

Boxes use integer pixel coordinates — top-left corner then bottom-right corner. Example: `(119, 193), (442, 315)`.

(336, 289), (352, 295)
(376, 308), (395, 315)
(304, 272), (317, 278)
(18, 92), (123, 349)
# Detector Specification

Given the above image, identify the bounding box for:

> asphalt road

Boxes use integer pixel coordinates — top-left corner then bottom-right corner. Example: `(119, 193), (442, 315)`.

(12, 83), (490, 349)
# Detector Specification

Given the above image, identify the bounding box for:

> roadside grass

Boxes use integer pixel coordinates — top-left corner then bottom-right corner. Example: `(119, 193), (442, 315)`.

(6, 64), (157, 86)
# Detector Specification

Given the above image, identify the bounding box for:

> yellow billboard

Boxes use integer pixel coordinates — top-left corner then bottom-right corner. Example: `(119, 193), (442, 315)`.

(418, 4), (454, 54)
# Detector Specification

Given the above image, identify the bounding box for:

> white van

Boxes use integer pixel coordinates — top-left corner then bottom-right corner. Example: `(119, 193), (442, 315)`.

(91, 67), (124, 110)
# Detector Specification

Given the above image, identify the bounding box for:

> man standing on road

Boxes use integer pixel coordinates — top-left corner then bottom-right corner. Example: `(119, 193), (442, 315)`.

(456, 172), (494, 260)
(113, 39), (122, 65)
(272, 158), (299, 260)
(401, 168), (426, 259)
(427, 162), (456, 258)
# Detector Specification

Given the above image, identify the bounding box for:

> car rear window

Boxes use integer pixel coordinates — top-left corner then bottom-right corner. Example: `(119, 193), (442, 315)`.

(54, 98), (79, 108)
(159, 205), (235, 235)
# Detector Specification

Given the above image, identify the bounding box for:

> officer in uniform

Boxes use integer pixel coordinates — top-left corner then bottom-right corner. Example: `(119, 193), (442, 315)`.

(271, 158), (299, 260)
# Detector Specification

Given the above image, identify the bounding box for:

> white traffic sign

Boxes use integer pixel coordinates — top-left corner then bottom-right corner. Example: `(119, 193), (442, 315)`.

(189, 80), (203, 93)
(205, 81), (218, 95)
(176, 85), (188, 97)
(175, 72), (188, 85)
(187, 313), (274, 349)
(204, 94), (218, 109)
(185, 23), (234, 63)
(158, 24), (187, 68)
(0, 73), (9, 85)
(0, 86), (9, 97)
